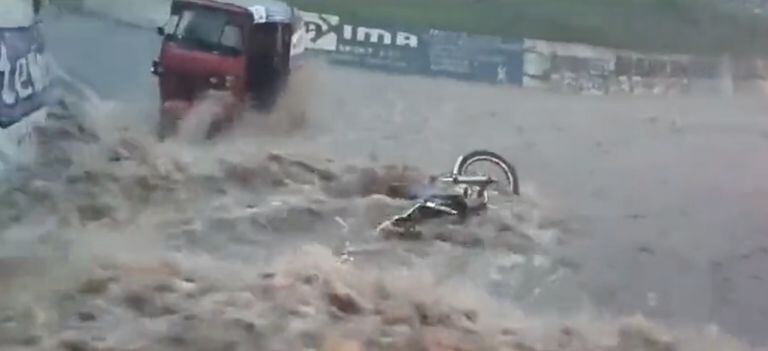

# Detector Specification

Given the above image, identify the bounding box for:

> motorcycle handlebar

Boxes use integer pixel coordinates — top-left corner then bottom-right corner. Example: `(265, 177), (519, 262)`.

(438, 175), (495, 186)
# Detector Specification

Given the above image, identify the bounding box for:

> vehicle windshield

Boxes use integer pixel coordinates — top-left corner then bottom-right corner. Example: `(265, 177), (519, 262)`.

(169, 7), (243, 56)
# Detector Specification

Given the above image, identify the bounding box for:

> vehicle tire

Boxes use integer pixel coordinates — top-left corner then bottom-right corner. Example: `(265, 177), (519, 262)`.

(157, 116), (176, 142)
(205, 119), (225, 140)
(452, 150), (520, 195)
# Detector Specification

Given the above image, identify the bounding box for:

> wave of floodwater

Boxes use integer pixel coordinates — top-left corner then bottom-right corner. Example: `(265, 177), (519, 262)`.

(0, 63), (764, 351)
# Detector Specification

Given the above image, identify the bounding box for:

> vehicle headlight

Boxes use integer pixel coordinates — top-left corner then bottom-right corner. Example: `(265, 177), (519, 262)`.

(208, 76), (235, 89)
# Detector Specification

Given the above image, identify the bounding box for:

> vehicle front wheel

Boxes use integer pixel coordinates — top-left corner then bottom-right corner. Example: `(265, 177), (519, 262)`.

(157, 116), (177, 142)
(205, 118), (226, 140)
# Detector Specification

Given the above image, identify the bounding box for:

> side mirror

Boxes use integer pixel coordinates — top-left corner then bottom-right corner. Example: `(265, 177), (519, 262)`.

(151, 60), (163, 76)
(156, 26), (165, 36)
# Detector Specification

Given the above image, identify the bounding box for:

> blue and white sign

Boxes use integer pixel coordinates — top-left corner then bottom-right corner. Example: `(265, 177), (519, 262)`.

(0, 23), (50, 129)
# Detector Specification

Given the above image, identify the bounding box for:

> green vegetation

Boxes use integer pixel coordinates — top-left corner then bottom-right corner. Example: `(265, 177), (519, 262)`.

(288, 0), (768, 56)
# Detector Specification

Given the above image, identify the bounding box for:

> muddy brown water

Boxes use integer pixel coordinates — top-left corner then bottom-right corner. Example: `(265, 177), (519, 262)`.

(1, 8), (767, 350)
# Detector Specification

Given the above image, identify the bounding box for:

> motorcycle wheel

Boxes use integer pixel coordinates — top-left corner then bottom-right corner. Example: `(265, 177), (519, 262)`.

(452, 150), (520, 195)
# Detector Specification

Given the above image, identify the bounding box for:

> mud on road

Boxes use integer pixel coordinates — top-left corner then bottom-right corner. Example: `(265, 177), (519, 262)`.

(0, 8), (767, 350)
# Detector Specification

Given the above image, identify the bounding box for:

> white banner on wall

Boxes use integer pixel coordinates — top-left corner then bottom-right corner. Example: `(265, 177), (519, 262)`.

(1, 0), (50, 172)
(299, 11), (340, 51)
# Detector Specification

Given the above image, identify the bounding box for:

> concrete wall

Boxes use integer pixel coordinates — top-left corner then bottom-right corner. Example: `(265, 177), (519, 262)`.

(0, 0), (36, 27)
(52, 0), (750, 97)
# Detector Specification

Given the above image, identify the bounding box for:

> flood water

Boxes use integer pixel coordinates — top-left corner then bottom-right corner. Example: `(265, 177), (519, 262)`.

(0, 8), (766, 350)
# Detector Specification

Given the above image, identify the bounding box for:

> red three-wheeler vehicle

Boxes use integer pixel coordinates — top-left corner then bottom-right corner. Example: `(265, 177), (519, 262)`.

(151, 0), (306, 140)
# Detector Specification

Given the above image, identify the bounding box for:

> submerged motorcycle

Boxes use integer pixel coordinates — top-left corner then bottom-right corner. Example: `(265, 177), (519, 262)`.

(378, 150), (520, 237)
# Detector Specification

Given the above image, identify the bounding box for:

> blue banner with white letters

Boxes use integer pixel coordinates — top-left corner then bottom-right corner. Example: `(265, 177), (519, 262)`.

(300, 12), (525, 85)
(0, 23), (50, 129)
